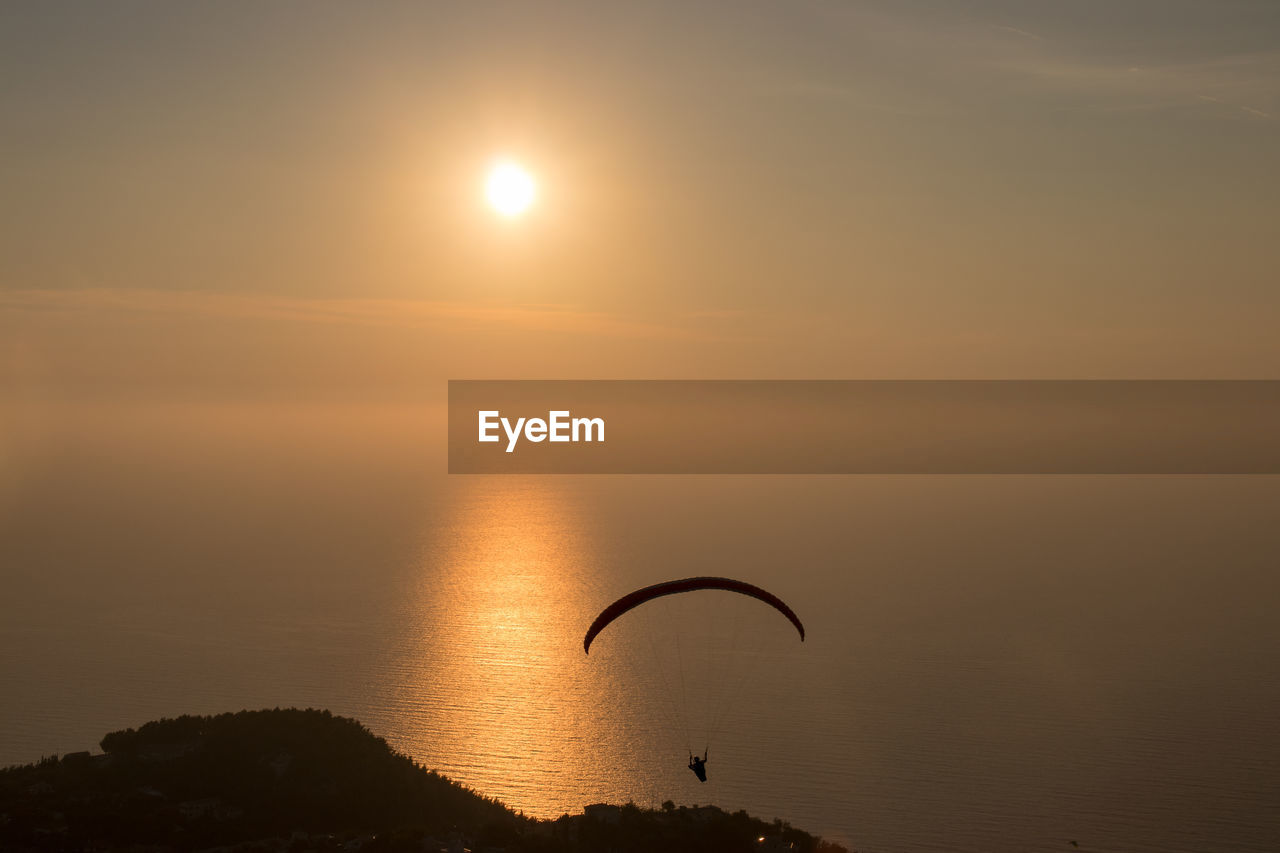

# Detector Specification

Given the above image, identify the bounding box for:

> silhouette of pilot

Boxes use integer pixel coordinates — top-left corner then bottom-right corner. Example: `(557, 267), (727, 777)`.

(688, 749), (708, 782)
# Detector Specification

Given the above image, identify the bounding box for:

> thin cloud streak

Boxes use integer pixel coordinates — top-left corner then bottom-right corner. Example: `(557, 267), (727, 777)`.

(991, 49), (1280, 120)
(0, 288), (737, 343)
(992, 25), (1044, 41)
(749, 3), (1280, 121)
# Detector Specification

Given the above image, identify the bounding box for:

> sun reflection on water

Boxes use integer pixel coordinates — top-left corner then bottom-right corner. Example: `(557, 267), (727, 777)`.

(376, 477), (639, 815)
(369, 477), (810, 819)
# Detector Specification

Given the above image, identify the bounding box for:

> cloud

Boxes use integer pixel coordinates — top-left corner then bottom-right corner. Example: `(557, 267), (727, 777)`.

(992, 25), (1044, 41)
(747, 3), (1280, 122)
(0, 288), (769, 398)
(990, 49), (1280, 120)
(0, 288), (725, 342)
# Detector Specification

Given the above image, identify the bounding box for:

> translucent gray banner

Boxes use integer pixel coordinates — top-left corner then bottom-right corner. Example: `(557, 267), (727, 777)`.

(448, 380), (1280, 474)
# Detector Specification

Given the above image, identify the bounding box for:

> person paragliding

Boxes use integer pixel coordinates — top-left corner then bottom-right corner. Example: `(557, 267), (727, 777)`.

(688, 748), (709, 782)
(583, 576), (805, 782)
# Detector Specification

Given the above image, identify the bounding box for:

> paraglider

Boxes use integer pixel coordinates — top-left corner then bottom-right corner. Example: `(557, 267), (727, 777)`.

(583, 576), (805, 780)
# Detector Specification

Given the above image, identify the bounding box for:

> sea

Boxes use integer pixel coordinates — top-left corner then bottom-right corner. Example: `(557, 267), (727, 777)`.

(2, 400), (1278, 852)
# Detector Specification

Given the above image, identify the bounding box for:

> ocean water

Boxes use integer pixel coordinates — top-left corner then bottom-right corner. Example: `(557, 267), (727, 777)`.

(2, 401), (1279, 852)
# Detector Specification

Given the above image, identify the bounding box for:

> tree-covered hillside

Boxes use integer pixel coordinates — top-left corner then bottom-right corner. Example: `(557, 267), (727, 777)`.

(0, 708), (848, 853)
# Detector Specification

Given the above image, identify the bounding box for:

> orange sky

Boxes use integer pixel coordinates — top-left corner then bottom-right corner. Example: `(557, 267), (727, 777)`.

(2, 2), (1278, 399)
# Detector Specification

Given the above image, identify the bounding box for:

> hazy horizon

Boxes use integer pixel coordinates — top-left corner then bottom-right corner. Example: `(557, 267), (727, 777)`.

(4, 405), (1279, 850)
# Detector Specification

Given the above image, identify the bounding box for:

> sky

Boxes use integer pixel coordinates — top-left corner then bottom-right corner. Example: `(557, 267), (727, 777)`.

(2, 0), (1279, 399)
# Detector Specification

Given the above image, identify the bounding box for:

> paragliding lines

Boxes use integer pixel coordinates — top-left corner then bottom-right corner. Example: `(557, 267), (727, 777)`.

(638, 598), (692, 754)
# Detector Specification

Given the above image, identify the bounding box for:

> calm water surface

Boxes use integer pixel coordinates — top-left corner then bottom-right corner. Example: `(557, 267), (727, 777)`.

(2, 402), (1279, 852)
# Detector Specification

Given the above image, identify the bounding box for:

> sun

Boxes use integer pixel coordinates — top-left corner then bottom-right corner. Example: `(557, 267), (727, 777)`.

(485, 160), (537, 218)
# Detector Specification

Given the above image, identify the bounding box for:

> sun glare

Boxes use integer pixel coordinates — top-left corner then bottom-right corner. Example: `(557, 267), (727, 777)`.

(485, 160), (537, 218)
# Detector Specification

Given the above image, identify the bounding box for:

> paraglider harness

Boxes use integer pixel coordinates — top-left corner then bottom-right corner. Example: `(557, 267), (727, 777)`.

(688, 749), (708, 782)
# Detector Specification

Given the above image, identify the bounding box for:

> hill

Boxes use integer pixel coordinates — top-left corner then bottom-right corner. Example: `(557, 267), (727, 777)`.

(0, 708), (848, 853)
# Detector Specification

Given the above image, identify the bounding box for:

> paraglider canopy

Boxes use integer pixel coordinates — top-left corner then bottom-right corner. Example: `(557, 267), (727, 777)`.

(583, 576), (805, 654)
